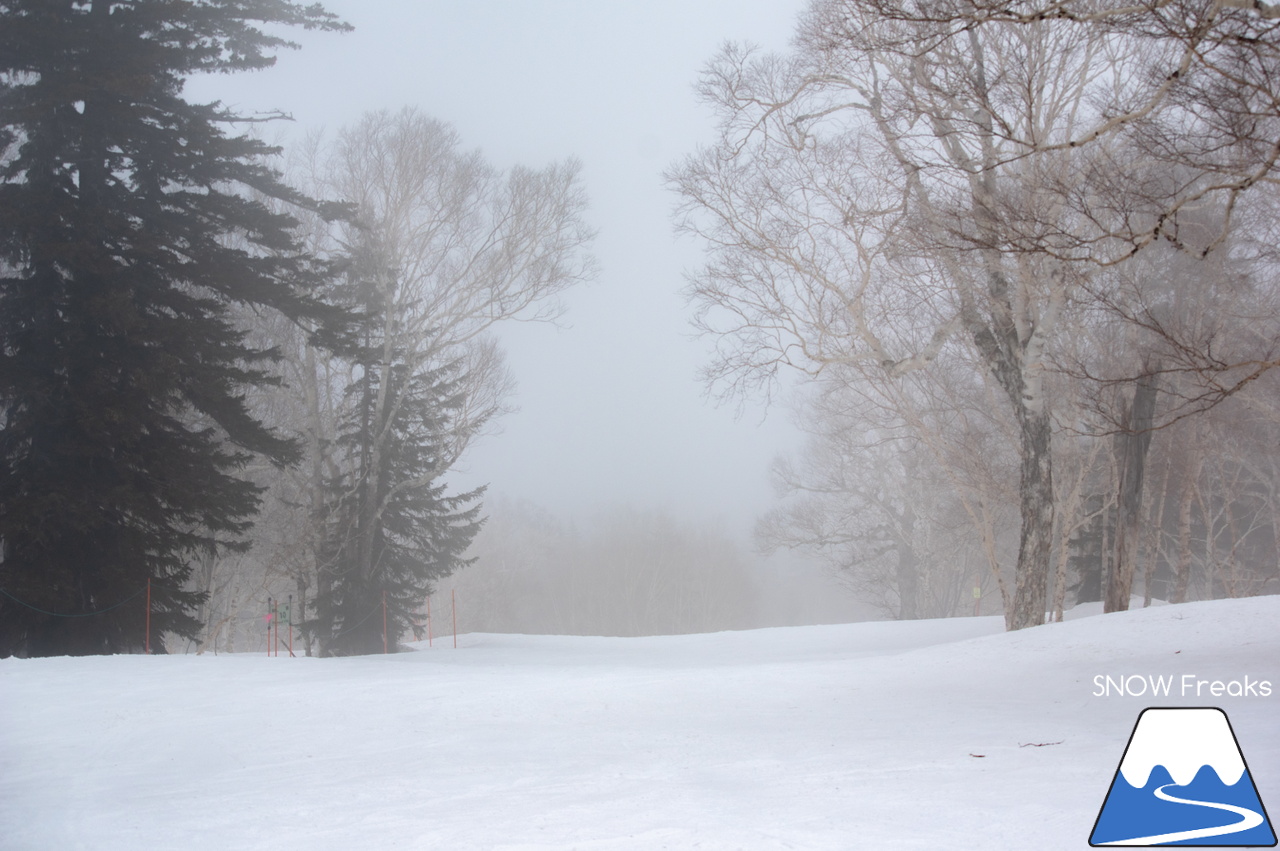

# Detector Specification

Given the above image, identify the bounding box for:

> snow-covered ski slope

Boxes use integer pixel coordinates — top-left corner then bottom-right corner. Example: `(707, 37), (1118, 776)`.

(2, 596), (1276, 850)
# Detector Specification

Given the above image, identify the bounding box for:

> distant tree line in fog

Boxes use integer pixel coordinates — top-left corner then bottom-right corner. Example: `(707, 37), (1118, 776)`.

(452, 501), (760, 638)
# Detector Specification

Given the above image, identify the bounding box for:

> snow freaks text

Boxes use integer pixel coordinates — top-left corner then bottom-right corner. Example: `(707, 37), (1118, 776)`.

(1092, 675), (1273, 698)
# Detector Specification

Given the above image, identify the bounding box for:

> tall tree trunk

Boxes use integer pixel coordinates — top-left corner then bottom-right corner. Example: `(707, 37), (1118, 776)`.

(1172, 445), (1203, 604)
(896, 504), (916, 616)
(959, 279), (1057, 631)
(895, 549), (920, 620)
(298, 344), (326, 656)
(1105, 368), (1159, 613)
(1142, 459), (1171, 606)
(1009, 408), (1054, 630)
(1052, 498), (1075, 623)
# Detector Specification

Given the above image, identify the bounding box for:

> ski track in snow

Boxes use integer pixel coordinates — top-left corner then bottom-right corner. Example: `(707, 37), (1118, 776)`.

(2, 596), (1277, 850)
(1098, 783), (1265, 846)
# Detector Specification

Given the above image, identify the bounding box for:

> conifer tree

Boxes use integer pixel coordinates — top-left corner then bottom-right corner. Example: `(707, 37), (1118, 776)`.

(313, 244), (485, 656)
(0, 1), (349, 656)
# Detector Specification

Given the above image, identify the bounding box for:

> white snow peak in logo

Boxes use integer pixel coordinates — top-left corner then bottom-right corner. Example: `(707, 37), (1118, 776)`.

(1090, 707), (1276, 847)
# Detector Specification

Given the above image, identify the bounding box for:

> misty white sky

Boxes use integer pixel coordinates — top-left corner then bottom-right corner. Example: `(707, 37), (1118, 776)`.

(188, 1), (813, 538)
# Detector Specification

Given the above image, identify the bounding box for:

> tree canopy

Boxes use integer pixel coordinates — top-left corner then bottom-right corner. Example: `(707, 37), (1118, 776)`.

(0, 0), (349, 656)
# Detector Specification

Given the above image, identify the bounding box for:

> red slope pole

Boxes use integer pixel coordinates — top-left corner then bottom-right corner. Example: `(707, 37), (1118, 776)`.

(145, 578), (151, 655)
(382, 589), (388, 654)
(288, 594), (294, 657)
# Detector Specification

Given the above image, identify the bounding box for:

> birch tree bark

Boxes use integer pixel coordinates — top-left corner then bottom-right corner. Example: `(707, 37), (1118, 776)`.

(670, 3), (1112, 628)
(1104, 367), (1159, 611)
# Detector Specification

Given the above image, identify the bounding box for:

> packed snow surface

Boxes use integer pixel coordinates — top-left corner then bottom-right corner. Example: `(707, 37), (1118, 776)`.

(2, 597), (1277, 850)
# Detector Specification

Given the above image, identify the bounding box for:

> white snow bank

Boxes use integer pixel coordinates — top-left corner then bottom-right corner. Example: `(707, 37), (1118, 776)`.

(2, 596), (1276, 851)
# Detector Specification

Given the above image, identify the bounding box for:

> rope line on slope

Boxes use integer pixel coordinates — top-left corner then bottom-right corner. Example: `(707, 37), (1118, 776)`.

(0, 586), (146, 618)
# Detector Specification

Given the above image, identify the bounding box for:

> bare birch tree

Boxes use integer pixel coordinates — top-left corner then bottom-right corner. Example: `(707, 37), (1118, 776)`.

(301, 109), (594, 653)
(321, 109), (596, 456)
(192, 110), (595, 654)
(670, 4), (1120, 628)
(853, 0), (1280, 398)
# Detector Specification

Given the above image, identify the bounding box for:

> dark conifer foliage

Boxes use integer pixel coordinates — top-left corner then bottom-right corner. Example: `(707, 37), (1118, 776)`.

(0, 1), (350, 657)
(312, 248), (485, 656)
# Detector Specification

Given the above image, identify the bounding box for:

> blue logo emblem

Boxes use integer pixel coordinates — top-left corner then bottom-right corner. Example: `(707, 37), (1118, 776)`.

(1090, 707), (1276, 846)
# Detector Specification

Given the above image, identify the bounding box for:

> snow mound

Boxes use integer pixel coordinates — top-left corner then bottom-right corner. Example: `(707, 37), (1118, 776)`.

(2, 595), (1276, 851)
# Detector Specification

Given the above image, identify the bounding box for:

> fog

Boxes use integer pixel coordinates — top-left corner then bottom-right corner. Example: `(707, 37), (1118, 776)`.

(176, 0), (867, 640)
(170, 1), (1280, 650)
